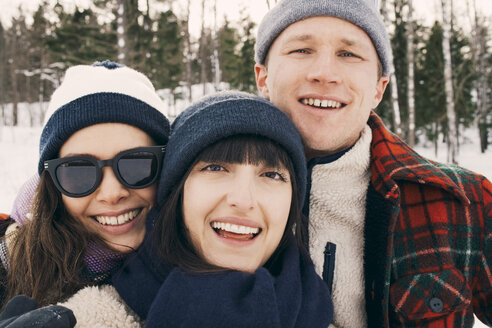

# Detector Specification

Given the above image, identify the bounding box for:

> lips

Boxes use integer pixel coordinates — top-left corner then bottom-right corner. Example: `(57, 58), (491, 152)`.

(299, 97), (345, 109)
(211, 221), (261, 241)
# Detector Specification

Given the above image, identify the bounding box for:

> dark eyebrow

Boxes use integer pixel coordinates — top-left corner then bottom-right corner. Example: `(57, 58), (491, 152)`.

(61, 153), (97, 158)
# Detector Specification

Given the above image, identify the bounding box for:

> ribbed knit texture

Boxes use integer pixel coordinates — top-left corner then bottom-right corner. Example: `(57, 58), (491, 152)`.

(309, 125), (372, 328)
(38, 62), (170, 173)
(255, 0), (391, 75)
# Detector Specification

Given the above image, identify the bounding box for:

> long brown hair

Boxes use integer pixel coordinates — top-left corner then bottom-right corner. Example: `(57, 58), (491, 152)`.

(153, 135), (308, 274)
(2, 172), (118, 307)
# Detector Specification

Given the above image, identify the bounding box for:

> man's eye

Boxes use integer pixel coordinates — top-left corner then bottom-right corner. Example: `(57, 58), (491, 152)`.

(289, 49), (309, 54)
(262, 171), (287, 182)
(339, 52), (359, 58)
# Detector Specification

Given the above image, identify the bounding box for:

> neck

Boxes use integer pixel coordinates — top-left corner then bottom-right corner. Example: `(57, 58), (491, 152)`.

(306, 145), (354, 164)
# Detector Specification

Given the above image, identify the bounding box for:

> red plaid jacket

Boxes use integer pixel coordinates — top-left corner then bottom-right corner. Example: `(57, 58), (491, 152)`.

(363, 112), (492, 327)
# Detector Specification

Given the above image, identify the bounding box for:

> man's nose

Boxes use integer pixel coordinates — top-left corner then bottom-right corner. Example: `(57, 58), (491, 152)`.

(305, 53), (342, 84)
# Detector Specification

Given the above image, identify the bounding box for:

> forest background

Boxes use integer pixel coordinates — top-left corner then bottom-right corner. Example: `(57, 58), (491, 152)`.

(0, 1), (491, 325)
(0, 0), (491, 158)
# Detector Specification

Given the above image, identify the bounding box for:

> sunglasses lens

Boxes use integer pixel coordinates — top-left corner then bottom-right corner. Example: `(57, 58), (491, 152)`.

(56, 160), (97, 195)
(117, 151), (158, 187)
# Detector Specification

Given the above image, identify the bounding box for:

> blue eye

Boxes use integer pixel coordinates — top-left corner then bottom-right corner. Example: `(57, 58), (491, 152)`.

(289, 49), (309, 54)
(339, 52), (359, 58)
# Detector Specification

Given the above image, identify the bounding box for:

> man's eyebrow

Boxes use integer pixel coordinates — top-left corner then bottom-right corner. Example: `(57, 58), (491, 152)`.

(282, 34), (314, 43)
(340, 38), (355, 46)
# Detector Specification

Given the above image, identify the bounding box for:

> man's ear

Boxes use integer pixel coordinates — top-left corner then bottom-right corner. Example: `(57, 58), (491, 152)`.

(255, 64), (269, 99)
(372, 75), (389, 108)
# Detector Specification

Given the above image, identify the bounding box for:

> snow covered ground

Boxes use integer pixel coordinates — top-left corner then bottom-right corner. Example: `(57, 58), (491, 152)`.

(2, 112), (490, 214)
(0, 104), (491, 327)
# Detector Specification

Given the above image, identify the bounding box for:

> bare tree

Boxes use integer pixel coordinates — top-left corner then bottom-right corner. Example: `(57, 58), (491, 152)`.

(212, 0), (221, 91)
(184, 0), (193, 103)
(199, 0), (207, 96)
(380, 0), (402, 136)
(116, 0), (129, 64)
(441, 0), (458, 163)
(406, 0), (416, 146)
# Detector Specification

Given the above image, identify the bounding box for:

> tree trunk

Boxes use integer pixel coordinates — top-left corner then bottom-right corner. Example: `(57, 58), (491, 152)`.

(380, 0), (402, 136)
(213, 0), (221, 91)
(9, 58), (19, 127)
(467, 0), (489, 153)
(184, 0), (193, 103)
(116, 0), (129, 64)
(441, 0), (458, 164)
(200, 0), (207, 96)
(406, 0), (416, 147)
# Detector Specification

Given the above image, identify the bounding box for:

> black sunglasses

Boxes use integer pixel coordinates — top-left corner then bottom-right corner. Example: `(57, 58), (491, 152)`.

(44, 146), (165, 198)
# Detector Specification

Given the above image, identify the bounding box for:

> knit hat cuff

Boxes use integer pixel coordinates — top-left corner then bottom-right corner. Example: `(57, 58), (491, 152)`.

(38, 93), (169, 173)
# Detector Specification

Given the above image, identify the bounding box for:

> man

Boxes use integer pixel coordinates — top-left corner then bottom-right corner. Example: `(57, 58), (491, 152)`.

(254, 0), (492, 327)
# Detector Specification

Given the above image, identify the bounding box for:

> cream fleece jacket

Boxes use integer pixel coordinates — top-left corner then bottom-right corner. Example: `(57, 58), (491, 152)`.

(309, 125), (372, 328)
(59, 285), (142, 328)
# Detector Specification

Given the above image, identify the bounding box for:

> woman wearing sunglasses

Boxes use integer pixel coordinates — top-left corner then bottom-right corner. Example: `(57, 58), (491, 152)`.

(0, 61), (170, 311)
(112, 92), (333, 327)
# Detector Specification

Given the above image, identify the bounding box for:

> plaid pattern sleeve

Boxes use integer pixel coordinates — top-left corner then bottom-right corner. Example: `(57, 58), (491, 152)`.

(367, 112), (492, 328)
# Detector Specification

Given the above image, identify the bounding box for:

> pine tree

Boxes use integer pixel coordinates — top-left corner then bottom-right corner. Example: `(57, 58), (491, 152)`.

(416, 22), (445, 153)
(6, 13), (31, 125)
(196, 27), (214, 89)
(151, 10), (184, 91)
(391, 0), (409, 137)
(46, 5), (117, 65)
(232, 14), (256, 93)
(25, 1), (54, 123)
(217, 19), (240, 85)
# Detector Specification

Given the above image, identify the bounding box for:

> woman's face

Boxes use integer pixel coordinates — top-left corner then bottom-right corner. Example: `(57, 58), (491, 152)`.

(59, 123), (156, 252)
(182, 161), (292, 273)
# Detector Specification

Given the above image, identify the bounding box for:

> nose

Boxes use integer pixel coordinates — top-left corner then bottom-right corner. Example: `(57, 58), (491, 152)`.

(305, 53), (341, 84)
(95, 167), (130, 204)
(226, 174), (256, 212)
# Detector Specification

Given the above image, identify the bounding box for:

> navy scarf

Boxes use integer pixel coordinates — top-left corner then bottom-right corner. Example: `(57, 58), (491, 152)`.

(113, 209), (333, 327)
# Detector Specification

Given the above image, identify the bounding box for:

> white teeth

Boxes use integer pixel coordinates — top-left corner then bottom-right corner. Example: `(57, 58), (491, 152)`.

(95, 209), (140, 226)
(211, 222), (260, 235)
(301, 98), (342, 109)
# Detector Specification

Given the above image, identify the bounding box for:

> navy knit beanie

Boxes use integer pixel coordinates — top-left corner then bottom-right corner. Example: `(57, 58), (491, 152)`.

(38, 61), (170, 174)
(156, 91), (307, 208)
(255, 0), (391, 76)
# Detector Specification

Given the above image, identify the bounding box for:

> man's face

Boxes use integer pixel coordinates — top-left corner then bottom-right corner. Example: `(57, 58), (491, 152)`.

(255, 16), (389, 159)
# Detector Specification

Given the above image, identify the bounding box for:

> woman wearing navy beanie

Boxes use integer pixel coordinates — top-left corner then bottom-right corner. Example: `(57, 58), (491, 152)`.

(114, 91), (333, 327)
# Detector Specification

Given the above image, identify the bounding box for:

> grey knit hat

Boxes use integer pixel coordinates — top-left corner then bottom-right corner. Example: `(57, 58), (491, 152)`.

(156, 91), (307, 208)
(38, 61), (170, 174)
(255, 0), (391, 76)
